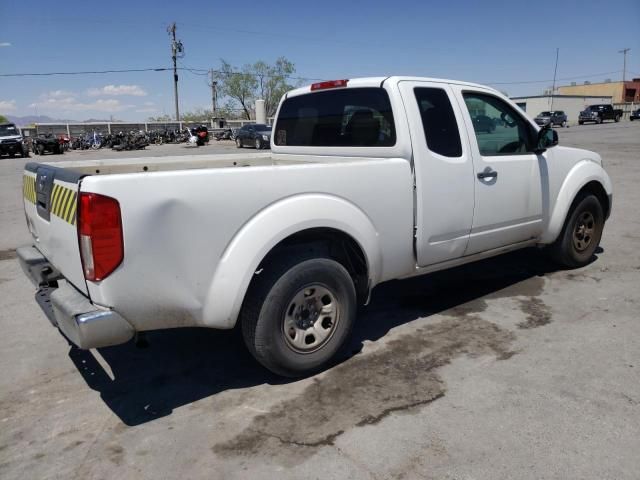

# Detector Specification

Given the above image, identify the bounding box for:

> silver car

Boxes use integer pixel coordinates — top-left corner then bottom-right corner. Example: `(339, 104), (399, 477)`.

(534, 111), (568, 128)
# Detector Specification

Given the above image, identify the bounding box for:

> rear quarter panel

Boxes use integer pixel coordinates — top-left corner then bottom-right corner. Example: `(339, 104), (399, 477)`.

(81, 158), (414, 330)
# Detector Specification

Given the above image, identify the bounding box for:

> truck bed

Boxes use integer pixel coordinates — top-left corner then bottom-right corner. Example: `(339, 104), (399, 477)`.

(40, 152), (322, 176)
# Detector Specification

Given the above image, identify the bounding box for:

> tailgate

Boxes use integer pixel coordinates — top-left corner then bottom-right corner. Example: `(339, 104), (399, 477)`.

(23, 162), (88, 294)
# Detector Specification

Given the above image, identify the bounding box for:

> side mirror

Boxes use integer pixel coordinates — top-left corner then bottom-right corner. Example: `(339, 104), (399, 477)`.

(534, 125), (558, 153)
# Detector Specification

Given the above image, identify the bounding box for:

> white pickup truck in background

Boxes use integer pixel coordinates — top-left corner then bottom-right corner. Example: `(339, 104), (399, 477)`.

(19, 76), (612, 376)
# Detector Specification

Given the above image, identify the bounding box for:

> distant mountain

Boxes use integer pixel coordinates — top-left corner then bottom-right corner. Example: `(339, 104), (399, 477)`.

(6, 115), (123, 126)
(7, 115), (75, 126)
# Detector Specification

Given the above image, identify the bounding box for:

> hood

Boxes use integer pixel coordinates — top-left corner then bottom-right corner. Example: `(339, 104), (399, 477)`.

(554, 145), (603, 166)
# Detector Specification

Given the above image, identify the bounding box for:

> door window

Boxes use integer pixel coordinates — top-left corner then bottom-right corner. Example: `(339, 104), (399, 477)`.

(414, 88), (462, 157)
(463, 92), (536, 156)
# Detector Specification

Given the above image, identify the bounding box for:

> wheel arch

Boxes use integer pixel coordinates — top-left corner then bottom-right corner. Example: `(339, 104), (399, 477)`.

(201, 194), (382, 329)
(541, 161), (612, 244)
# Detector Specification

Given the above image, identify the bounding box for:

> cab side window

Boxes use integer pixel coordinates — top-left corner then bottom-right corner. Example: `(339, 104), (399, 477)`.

(414, 87), (462, 157)
(463, 92), (536, 156)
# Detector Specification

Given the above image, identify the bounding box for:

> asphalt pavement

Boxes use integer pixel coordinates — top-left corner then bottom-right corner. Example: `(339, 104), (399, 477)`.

(1, 124), (639, 479)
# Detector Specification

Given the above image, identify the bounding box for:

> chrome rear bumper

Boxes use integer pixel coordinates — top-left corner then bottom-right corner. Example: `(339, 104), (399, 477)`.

(17, 245), (134, 349)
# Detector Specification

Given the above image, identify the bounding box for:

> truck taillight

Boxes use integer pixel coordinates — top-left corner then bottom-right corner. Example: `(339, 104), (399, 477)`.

(78, 192), (123, 282)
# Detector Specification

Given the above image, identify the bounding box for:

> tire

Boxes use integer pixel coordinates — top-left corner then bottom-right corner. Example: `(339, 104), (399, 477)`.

(236, 138), (242, 148)
(614, 115), (620, 123)
(548, 193), (605, 268)
(578, 121), (584, 125)
(255, 138), (262, 149)
(597, 117), (603, 124)
(561, 120), (567, 128)
(241, 254), (357, 377)
(37, 145), (44, 155)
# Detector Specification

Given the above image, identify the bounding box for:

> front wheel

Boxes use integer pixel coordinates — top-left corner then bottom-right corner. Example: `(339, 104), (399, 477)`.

(236, 138), (242, 148)
(561, 120), (567, 128)
(548, 193), (605, 268)
(255, 138), (262, 149)
(597, 117), (603, 124)
(241, 255), (356, 377)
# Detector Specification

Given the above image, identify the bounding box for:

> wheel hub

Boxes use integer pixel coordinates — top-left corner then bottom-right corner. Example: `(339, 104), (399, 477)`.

(573, 211), (595, 252)
(283, 284), (339, 353)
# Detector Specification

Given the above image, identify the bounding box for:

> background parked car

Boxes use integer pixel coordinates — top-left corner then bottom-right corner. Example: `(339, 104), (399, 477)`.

(578, 104), (623, 124)
(534, 111), (568, 127)
(0, 122), (29, 158)
(235, 124), (272, 149)
(630, 109), (640, 121)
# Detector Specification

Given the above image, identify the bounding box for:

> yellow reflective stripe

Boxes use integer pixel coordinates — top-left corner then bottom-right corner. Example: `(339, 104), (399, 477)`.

(62, 191), (75, 221)
(52, 184), (61, 211)
(58, 188), (71, 217)
(67, 194), (78, 224)
(24, 175), (36, 203)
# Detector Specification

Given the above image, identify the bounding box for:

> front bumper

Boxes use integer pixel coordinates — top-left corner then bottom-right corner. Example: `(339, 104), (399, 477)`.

(17, 245), (134, 349)
(0, 142), (25, 155)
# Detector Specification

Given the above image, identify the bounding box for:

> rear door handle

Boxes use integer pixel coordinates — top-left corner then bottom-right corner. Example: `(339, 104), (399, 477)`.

(477, 169), (498, 180)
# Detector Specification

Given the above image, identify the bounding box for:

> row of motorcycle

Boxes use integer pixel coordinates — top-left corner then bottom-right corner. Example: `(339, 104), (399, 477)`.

(49, 126), (216, 152)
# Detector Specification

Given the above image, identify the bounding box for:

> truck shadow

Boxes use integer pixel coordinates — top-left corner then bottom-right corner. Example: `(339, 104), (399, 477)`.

(67, 248), (593, 426)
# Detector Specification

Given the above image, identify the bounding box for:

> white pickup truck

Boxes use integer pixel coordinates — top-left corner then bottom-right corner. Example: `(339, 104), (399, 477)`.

(19, 76), (612, 376)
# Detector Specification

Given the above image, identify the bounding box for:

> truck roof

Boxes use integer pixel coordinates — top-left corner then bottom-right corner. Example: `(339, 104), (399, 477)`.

(285, 76), (501, 98)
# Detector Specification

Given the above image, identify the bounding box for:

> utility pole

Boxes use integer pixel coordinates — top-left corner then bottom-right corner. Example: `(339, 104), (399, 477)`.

(167, 22), (184, 121)
(550, 47), (559, 111)
(619, 48), (630, 83)
(209, 69), (217, 119)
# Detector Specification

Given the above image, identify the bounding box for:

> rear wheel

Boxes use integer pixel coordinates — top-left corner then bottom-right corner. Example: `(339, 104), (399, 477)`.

(241, 254), (356, 377)
(561, 120), (567, 128)
(548, 193), (604, 268)
(614, 115), (620, 123)
(597, 116), (603, 124)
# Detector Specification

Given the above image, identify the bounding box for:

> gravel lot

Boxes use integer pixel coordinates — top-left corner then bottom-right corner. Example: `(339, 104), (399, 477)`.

(1, 124), (639, 479)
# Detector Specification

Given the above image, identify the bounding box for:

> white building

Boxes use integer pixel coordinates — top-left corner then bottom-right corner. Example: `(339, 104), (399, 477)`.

(510, 95), (612, 125)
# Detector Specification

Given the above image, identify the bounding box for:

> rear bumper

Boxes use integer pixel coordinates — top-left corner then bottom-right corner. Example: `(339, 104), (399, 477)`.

(17, 245), (134, 349)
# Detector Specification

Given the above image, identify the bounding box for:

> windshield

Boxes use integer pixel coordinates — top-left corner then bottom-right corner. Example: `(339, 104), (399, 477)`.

(539, 111), (552, 116)
(0, 124), (19, 136)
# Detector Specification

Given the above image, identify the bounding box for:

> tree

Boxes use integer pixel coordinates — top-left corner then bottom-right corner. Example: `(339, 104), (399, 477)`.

(0, 115), (8, 123)
(215, 57), (296, 120)
(253, 57), (296, 117)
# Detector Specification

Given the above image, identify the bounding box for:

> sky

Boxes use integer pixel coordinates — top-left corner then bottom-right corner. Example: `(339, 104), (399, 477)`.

(1, 0), (639, 122)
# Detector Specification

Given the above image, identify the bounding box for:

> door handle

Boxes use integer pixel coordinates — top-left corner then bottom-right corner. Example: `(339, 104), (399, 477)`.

(477, 169), (498, 180)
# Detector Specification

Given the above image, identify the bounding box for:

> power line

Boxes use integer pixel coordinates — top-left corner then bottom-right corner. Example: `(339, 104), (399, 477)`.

(486, 70), (623, 85)
(1, 66), (628, 87)
(0, 67), (171, 77)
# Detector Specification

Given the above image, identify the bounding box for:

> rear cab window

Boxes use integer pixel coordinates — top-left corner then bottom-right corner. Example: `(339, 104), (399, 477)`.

(414, 87), (462, 157)
(274, 88), (396, 147)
